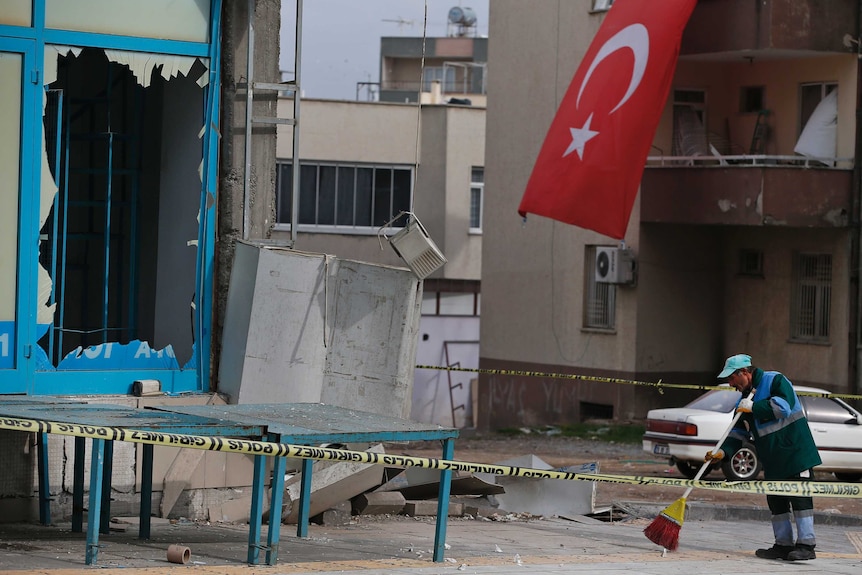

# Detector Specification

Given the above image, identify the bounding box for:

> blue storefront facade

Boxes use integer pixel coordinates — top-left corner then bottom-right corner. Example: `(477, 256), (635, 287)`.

(0, 0), (225, 395)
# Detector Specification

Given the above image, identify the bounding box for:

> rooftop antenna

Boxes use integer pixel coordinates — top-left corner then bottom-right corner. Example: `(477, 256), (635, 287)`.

(382, 17), (415, 32)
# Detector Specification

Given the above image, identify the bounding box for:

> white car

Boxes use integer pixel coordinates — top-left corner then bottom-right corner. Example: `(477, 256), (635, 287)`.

(642, 384), (862, 481)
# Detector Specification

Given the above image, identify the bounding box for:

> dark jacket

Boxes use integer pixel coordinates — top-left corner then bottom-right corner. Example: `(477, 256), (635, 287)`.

(720, 368), (821, 479)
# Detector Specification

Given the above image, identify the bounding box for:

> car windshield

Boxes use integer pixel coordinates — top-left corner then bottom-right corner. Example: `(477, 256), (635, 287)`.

(684, 388), (741, 413)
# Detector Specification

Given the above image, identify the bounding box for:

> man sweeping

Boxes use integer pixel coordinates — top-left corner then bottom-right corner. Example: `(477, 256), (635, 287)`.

(705, 354), (822, 561)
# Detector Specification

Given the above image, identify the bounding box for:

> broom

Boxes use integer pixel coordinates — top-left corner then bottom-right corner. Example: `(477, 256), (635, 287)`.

(643, 391), (753, 551)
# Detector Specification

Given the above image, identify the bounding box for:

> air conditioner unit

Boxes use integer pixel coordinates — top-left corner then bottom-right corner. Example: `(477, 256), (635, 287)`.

(595, 247), (635, 285)
(389, 218), (448, 279)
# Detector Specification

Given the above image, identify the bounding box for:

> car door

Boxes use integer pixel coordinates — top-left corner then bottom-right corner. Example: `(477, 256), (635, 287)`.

(801, 395), (862, 469)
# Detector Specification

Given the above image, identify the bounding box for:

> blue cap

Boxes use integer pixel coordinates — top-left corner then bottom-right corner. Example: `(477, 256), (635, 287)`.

(718, 354), (752, 379)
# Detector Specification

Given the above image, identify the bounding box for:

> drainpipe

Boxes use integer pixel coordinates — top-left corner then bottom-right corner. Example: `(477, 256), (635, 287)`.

(851, 0), (862, 403)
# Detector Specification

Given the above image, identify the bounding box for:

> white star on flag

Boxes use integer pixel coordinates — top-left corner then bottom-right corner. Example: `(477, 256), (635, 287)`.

(563, 113), (599, 160)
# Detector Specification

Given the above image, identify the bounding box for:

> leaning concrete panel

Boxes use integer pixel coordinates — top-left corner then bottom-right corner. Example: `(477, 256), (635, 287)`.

(322, 259), (422, 419)
(219, 243), (421, 419)
(219, 243), (329, 404)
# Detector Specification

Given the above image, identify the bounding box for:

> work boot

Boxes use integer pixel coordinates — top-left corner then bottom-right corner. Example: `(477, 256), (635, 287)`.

(755, 544), (794, 560)
(787, 544), (816, 561)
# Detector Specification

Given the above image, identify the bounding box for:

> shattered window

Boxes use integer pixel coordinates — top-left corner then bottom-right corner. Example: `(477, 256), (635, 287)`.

(37, 46), (209, 371)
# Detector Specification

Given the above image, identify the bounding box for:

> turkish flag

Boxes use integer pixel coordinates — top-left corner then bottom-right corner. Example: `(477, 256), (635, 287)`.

(518, 0), (696, 239)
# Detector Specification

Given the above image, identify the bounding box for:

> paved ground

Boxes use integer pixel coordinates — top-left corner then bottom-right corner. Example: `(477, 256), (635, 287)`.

(2, 436), (861, 574)
(1, 505), (861, 575)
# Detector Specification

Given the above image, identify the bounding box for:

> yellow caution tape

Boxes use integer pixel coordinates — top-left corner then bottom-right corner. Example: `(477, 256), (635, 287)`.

(0, 415), (859, 499)
(415, 364), (862, 401)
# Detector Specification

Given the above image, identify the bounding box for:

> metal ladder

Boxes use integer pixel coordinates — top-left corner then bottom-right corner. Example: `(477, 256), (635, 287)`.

(749, 109), (770, 154)
(243, 0), (302, 245)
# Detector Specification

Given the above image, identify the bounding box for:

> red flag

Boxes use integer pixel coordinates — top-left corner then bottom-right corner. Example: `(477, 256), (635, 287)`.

(518, 0), (696, 239)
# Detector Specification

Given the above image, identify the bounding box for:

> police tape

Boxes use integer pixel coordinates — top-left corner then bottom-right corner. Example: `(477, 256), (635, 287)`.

(0, 415), (859, 499)
(415, 364), (862, 402)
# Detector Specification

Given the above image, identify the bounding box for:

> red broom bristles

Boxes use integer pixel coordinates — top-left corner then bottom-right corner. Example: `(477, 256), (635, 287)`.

(643, 510), (682, 551)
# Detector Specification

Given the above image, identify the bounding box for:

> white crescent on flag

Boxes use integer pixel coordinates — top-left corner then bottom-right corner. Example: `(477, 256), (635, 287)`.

(565, 23), (650, 160)
(577, 23), (650, 113)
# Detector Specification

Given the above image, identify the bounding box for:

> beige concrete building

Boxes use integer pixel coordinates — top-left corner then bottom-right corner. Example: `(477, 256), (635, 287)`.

(479, 0), (861, 429)
(273, 97), (485, 427)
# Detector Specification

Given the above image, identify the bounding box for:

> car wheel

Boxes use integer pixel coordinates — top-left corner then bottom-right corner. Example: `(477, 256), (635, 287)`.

(676, 460), (714, 479)
(722, 442), (761, 481)
(834, 472), (862, 482)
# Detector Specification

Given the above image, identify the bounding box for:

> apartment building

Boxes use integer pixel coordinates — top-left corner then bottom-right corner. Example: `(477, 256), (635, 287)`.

(480, 0), (861, 429)
(272, 96), (485, 428)
(378, 35), (487, 107)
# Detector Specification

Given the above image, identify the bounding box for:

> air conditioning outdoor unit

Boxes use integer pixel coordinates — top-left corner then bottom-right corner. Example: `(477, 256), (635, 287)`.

(389, 218), (447, 279)
(595, 246), (635, 285)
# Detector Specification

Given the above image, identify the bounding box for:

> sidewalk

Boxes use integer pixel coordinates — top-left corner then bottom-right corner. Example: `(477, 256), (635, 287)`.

(0, 505), (860, 575)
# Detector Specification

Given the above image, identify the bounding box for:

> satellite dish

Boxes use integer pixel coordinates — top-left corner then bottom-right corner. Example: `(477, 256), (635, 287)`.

(447, 6), (477, 27)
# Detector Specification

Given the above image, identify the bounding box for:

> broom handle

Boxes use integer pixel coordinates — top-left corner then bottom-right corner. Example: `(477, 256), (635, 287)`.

(681, 390), (754, 499)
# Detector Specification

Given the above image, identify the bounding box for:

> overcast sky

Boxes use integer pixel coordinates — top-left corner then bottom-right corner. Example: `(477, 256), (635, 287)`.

(280, 0), (489, 101)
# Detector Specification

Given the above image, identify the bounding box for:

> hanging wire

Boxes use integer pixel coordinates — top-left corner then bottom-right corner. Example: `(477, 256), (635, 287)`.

(411, 1), (428, 207)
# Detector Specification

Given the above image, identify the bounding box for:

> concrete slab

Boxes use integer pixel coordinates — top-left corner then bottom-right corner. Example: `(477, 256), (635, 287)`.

(282, 444), (385, 524)
(476, 455), (597, 516)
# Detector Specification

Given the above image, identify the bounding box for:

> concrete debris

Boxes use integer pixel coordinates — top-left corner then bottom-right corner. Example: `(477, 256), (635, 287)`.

(311, 500), (352, 526)
(403, 501), (463, 517)
(375, 466), (503, 499)
(476, 455), (598, 517)
(282, 444), (385, 524)
(352, 491), (406, 515)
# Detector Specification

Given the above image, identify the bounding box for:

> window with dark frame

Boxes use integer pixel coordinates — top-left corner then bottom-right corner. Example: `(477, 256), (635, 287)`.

(739, 86), (765, 114)
(276, 161), (412, 229)
(738, 249), (763, 277)
(584, 245), (616, 330)
(470, 167), (483, 231)
(790, 252), (832, 342)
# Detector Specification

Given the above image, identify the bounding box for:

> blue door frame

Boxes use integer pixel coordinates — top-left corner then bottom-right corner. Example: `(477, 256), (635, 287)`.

(0, 37), (37, 394)
(0, 0), (223, 396)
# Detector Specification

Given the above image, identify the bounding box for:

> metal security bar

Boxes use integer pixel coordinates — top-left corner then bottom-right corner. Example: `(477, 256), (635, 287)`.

(791, 252), (832, 341)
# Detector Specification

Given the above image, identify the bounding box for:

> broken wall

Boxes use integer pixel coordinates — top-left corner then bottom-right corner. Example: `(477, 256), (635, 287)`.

(219, 242), (421, 418)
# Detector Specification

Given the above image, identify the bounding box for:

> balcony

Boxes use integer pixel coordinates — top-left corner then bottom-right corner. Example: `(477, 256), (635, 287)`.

(682, 0), (855, 55)
(641, 155), (853, 228)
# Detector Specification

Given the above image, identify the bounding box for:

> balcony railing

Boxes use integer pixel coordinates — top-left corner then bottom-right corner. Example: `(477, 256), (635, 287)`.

(380, 80), (486, 95)
(646, 154), (854, 170)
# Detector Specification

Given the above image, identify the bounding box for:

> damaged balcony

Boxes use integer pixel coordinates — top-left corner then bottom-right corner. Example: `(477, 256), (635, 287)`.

(640, 157), (853, 227)
(681, 0), (856, 56)
(645, 40), (856, 229)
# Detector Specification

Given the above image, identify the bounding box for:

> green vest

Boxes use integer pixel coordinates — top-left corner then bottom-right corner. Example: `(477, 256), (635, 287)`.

(721, 368), (821, 479)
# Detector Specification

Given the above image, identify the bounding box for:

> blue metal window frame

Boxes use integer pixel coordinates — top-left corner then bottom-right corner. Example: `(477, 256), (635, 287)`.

(0, 37), (37, 393)
(0, 0), (222, 395)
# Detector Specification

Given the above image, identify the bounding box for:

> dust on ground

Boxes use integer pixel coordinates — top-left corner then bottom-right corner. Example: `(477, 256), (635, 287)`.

(388, 433), (862, 518)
